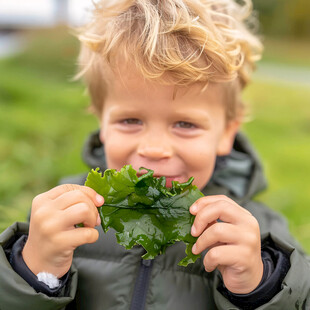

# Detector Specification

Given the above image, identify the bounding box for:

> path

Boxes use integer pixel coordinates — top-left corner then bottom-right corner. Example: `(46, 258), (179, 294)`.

(254, 62), (310, 87)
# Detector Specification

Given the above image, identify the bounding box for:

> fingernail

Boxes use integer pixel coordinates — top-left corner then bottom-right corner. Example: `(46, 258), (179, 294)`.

(96, 194), (104, 205)
(191, 225), (197, 236)
(96, 214), (101, 226)
(192, 243), (197, 254)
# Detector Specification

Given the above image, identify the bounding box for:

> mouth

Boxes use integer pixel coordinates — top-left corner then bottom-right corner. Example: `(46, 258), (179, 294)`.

(162, 176), (183, 187)
(137, 171), (183, 187)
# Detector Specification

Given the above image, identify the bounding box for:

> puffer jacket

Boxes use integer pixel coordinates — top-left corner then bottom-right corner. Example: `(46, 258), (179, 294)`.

(0, 132), (309, 310)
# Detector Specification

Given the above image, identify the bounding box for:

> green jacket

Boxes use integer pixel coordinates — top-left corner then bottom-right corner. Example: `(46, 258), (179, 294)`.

(0, 132), (309, 310)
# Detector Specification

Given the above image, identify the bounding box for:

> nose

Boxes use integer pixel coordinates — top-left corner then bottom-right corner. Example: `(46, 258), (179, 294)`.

(137, 131), (173, 160)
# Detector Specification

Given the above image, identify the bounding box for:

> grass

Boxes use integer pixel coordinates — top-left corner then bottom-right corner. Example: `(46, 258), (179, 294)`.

(0, 28), (98, 230)
(1, 28), (310, 253)
(242, 81), (310, 251)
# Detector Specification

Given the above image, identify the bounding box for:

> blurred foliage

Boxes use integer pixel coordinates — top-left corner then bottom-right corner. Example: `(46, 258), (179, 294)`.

(253, 0), (310, 38)
(262, 37), (310, 68)
(0, 28), (98, 230)
(0, 28), (310, 254)
(242, 81), (310, 252)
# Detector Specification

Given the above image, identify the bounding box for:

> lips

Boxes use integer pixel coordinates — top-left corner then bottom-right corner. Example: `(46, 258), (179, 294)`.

(137, 172), (183, 187)
(163, 176), (182, 187)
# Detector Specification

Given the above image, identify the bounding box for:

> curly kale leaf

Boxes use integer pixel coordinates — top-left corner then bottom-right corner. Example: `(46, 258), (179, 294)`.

(85, 165), (203, 266)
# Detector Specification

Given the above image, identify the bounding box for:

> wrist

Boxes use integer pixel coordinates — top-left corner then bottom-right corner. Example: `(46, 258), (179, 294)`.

(219, 245), (290, 309)
(22, 241), (69, 278)
(226, 259), (264, 294)
(244, 259), (264, 294)
(10, 235), (69, 296)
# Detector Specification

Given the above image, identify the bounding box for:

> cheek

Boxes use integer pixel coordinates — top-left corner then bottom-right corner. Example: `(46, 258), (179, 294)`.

(180, 140), (218, 189)
(100, 130), (134, 169)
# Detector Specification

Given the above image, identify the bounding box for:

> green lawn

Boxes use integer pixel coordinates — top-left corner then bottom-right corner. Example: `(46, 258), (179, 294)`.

(0, 28), (98, 230)
(1, 28), (310, 253)
(242, 81), (310, 251)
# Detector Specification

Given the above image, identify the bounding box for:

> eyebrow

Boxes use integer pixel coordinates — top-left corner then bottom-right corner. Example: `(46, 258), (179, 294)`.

(108, 105), (138, 114)
(106, 105), (145, 121)
(172, 110), (211, 123)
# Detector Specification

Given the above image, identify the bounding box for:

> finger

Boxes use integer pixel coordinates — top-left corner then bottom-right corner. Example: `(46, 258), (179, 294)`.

(191, 200), (252, 237)
(191, 219), (216, 237)
(203, 244), (240, 272)
(54, 189), (98, 211)
(190, 195), (251, 216)
(35, 184), (104, 206)
(61, 203), (100, 228)
(192, 222), (238, 254)
(54, 187), (104, 213)
(60, 227), (100, 249)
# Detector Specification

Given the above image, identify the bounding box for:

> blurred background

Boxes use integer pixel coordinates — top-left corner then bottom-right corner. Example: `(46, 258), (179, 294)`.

(0, 0), (309, 251)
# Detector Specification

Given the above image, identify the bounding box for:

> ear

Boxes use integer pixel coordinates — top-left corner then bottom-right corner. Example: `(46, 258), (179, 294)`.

(216, 120), (241, 156)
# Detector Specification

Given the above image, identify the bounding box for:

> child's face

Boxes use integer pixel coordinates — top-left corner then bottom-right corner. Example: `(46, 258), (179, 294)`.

(99, 68), (239, 190)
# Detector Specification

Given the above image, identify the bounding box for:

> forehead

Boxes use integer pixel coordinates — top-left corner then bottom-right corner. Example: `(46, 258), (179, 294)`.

(105, 63), (226, 107)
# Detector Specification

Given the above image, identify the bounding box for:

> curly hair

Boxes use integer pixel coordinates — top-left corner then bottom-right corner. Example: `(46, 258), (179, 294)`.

(76, 0), (263, 120)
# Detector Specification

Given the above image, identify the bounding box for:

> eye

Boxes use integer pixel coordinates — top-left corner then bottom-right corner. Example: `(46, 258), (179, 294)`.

(121, 118), (142, 125)
(174, 121), (197, 129)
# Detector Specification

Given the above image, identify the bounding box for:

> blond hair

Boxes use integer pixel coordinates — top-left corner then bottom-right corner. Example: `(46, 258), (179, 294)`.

(76, 0), (263, 120)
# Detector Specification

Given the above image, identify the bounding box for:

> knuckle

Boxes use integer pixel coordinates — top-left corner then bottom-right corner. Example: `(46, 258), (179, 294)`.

(250, 216), (260, 231)
(32, 194), (44, 209)
(246, 232), (259, 248)
(85, 229), (98, 243)
(74, 190), (88, 202)
(84, 228), (93, 241)
(216, 195), (230, 205)
(221, 201), (233, 210)
(243, 207), (253, 217)
(63, 184), (81, 192)
(197, 208), (209, 223)
(83, 185), (96, 196)
(212, 223), (224, 238)
(32, 206), (48, 224)
(77, 203), (91, 217)
(39, 219), (55, 237)
(196, 197), (206, 206)
(194, 197), (209, 211)
(207, 247), (219, 263)
(217, 195), (228, 201)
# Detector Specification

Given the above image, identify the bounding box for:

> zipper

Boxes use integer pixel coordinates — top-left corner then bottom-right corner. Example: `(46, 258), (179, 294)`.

(130, 259), (154, 310)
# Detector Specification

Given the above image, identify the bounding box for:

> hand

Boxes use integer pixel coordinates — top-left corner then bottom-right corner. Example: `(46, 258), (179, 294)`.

(190, 195), (263, 294)
(22, 184), (104, 278)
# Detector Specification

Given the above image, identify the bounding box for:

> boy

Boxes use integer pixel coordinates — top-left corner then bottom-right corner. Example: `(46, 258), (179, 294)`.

(0, 0), (310, 309)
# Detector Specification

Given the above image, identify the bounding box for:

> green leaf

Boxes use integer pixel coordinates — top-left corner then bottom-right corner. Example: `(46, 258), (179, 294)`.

(85, 165), (203, 266)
